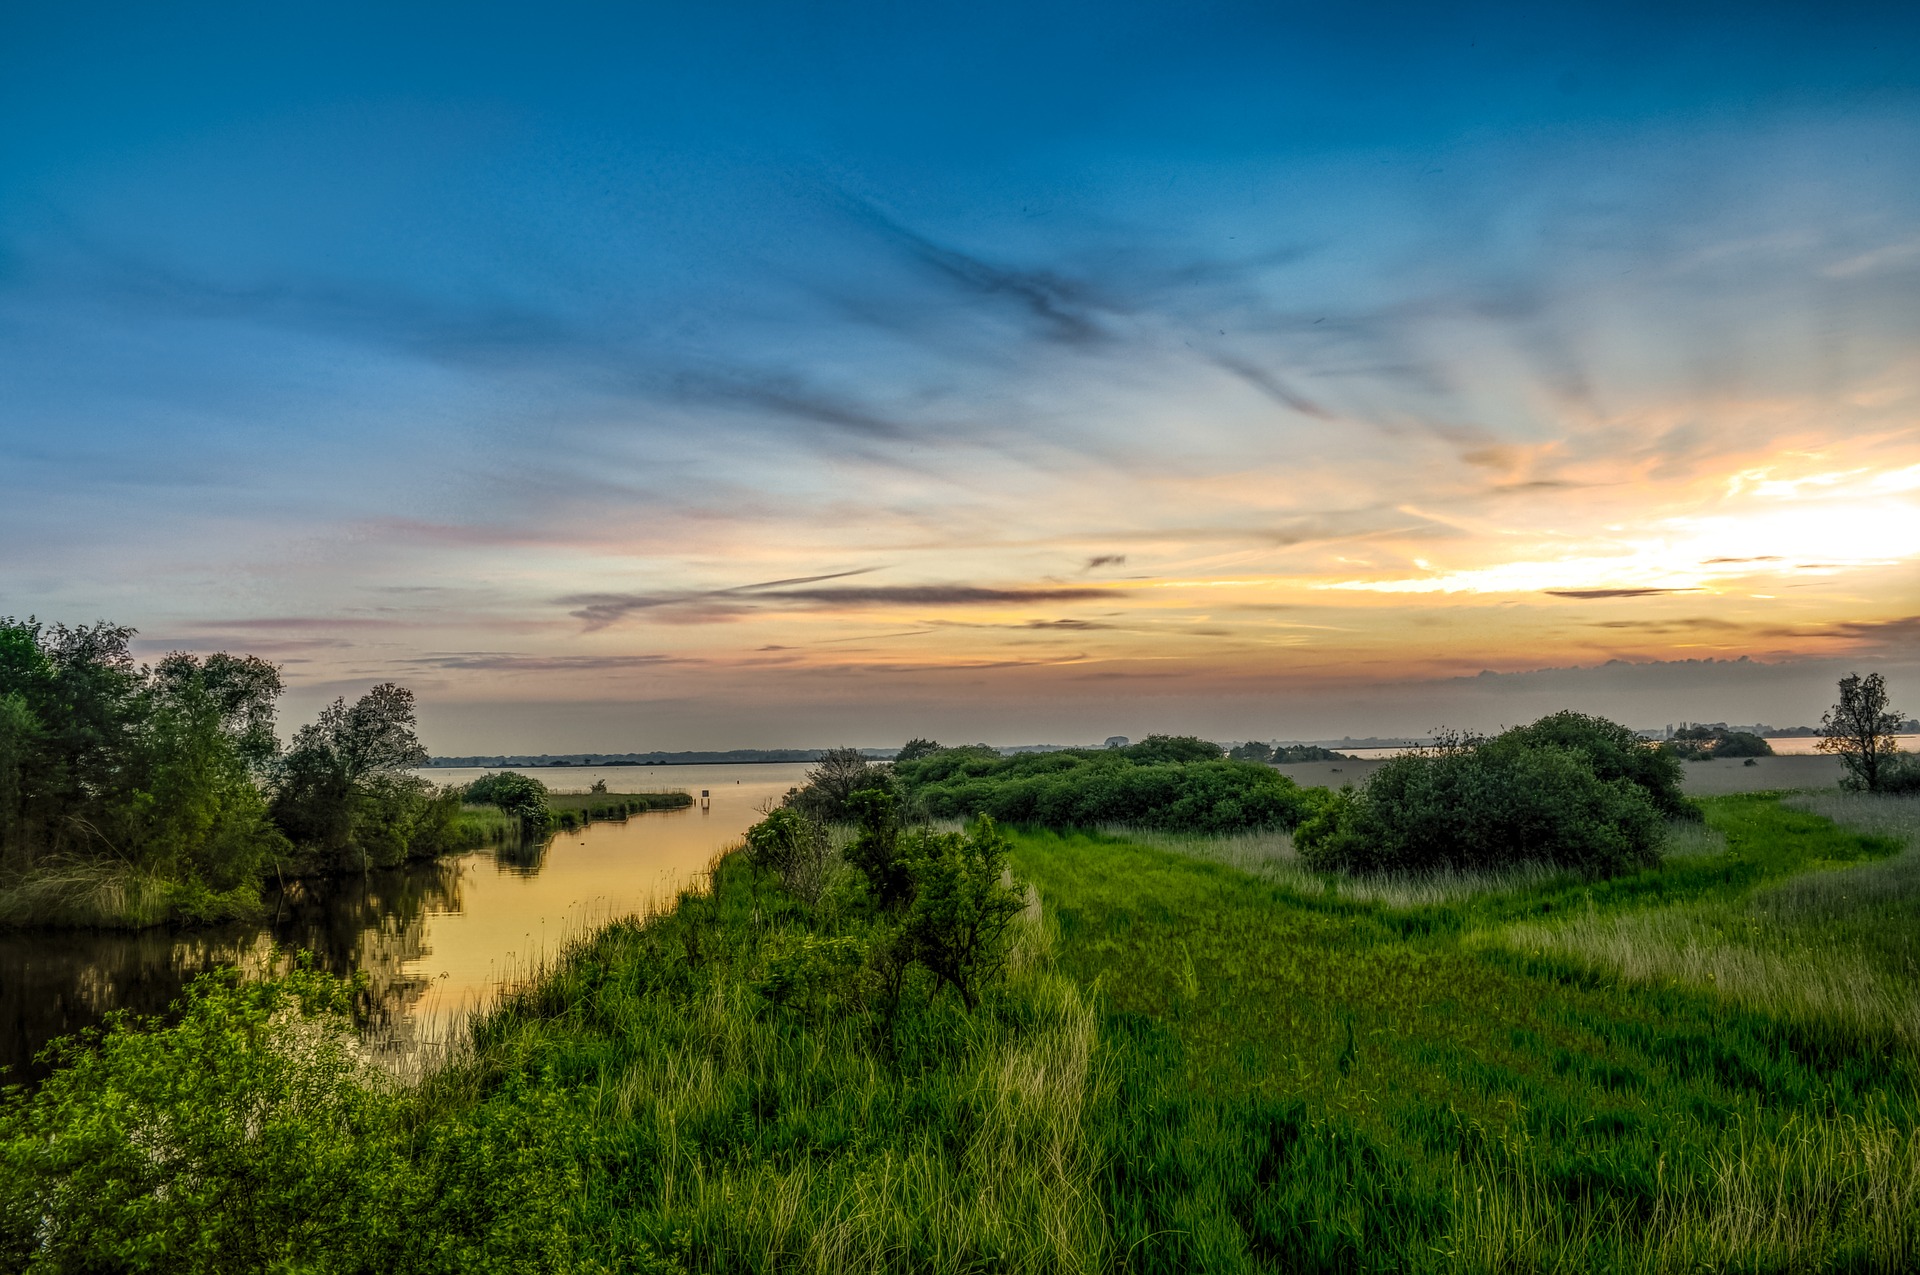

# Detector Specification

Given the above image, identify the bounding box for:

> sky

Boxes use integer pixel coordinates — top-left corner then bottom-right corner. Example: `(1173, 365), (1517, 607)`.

(3, 2), (1919, 751)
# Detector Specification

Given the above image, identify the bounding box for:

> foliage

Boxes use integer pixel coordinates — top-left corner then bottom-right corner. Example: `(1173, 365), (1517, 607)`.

(1504, 709), (1692, 817)
(0, 616), (494, 925)
(1226, 740), (1273, 762)
(1820, 671), (1908, 792)
(0, 960), (589, 1273)
(11, 797), (1920, 1271)
(893, 743), (1319, 833)
(895, 737), (941, 763)
(1122, 733), (1225, 763)
(783, 746), (882, 822)
(1662, 726), (1775, 760)
(0, 619), (290, 903)
(270, 684), (439, 871)
(463, 770), (551, 832)
(1296, 720), (1666, 876)
(743, 806), (834, 903)
(842, 785), (913, 906)
(900, 816), (1028, 1010)
(1272, 743), (1353, 762)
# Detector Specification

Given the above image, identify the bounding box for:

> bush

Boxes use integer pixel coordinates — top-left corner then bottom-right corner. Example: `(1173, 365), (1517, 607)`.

(743, 807), (834, 903)
(1295, 728), (1665, 877)
(1502, 710), (1690, 818)
(893, 746), (1316, 833)
(464, 771), (552, 833)
(784, 747), (883, 822)
(900, 817), (1027, 1011)
(1712, 730), (1774, 758)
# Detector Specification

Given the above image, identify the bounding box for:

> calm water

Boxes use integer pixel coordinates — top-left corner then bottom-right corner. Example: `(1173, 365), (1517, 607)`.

(0, 762), (811, 1083)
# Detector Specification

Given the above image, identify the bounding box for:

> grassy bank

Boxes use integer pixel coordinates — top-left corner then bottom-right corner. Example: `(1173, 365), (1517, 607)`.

(6, 793), (1919, 1270)
(545, 789), (694, 832)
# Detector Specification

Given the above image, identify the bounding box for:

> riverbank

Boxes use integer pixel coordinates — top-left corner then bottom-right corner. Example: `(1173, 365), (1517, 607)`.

(8, 792), (1918, 1269)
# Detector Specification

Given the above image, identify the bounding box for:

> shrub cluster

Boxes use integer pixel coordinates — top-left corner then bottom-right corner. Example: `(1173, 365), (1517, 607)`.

(890, 736), (1318, 833)
(1662, 725), (1774, 761)
(464, 770), (553, 832)
(1295, 712), (1676, 877)
(751, 789), (1028, 1013)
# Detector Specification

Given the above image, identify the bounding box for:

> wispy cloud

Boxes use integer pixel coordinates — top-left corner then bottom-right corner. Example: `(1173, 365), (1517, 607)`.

(560, 573), (1128, 628)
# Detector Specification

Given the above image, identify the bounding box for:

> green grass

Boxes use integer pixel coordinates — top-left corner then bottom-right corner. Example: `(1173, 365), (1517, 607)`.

(6, 793), (1920, 1271)
(1011, 795), (1920, 1270)
(1503, 793), (1919, 1051)
(545, 789), (694, 831)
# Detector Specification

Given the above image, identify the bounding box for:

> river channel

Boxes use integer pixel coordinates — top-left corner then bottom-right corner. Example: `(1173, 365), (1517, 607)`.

(0, 762), (811, 1083)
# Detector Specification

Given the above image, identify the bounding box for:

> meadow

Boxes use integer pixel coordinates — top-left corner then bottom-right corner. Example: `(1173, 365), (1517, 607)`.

(6, 789), (1918, 1271)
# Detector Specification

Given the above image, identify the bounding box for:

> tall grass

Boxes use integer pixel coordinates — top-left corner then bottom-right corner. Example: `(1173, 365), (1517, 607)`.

(1501, 793), (1920, 1053)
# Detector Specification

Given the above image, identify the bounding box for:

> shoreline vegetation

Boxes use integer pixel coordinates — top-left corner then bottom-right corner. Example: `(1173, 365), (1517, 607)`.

(7, 768), (1920, 1266)
(6, 652), (1920, 1267)
(0, 617), (691, 931)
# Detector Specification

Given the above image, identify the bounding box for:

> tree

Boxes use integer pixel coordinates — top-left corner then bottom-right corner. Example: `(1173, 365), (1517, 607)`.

(900, 817), (1027, 1011)
(844, 786), (913, 907)
(786, 746), (882, 822)
(271, 684), (431, 867)
(1124, 734), (1225, 763)
(1228, 741), (1274, 763)
(1819, 672), (1906, 793)
(895, 738), (941, 763)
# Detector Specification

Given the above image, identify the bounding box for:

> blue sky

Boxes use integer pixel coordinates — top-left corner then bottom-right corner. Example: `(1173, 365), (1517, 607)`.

(4, 3), (1919, 749)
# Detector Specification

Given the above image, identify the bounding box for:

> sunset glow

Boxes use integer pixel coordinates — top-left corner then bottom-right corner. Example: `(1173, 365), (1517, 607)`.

(4, 5), (1918, 749)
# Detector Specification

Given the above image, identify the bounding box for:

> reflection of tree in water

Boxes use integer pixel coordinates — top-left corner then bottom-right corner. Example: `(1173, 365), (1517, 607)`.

(267, 857), (468, 1046)
(491, 825), (550, 876)
(0, 852), (481, 1084)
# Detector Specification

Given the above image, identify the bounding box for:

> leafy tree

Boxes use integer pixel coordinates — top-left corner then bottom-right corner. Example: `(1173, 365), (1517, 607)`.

(900, 817), (1026, 1011)
(1711, 731), (1773, 759)
(272, 684), (432, 868)
(785, 746), (883, 822)
(844, 786), (913, 907)
(1228, 741), (1275, 763)
(138, 654), (287, 888)
(1819, 672), (1907, 793)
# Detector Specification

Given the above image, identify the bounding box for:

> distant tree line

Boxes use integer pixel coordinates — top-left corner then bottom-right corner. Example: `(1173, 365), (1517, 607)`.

(0, 617), (472, 926)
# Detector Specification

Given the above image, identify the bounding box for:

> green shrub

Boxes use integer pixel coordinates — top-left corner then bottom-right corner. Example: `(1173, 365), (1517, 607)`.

(900, 817), (1027, 1011)
(893, 746), (1316, 833)
(463, 770), (552, 833)
(1504, 710), (1691, 817)
(1295, 729), (1665, 876)
(843, 786), (913, 906)
(1712, 730), (1774, 758)
(743, 806), (833, 903)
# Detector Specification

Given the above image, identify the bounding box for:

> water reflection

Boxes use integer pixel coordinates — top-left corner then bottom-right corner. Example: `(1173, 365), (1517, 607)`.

(0, 762), (811, 1083)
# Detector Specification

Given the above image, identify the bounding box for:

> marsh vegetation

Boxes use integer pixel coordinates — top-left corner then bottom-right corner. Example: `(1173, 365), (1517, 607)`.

(6, 692), (1920, 1270)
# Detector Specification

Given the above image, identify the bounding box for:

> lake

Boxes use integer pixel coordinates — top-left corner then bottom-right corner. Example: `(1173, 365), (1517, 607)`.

(0, 762), (812, 1083)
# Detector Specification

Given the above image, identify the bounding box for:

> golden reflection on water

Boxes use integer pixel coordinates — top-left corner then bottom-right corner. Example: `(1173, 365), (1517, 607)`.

(0, 764), (811, 1081)
(374, 763), (810, 1058)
